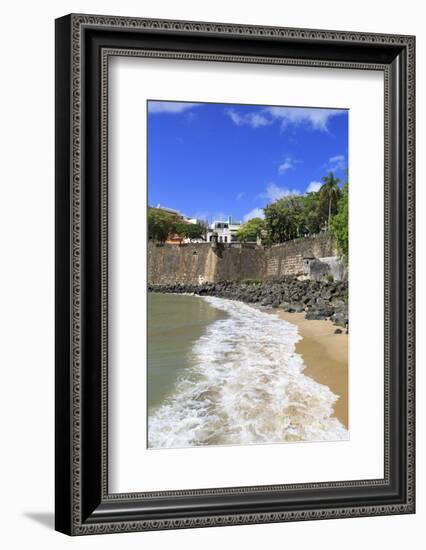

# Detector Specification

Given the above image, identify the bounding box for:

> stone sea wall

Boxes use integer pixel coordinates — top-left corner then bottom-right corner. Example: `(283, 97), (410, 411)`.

(147, 242), (265, 285)
(147, 242), (212, 286)
(147, 233), (338, 285)
(264, 233), (337, 279)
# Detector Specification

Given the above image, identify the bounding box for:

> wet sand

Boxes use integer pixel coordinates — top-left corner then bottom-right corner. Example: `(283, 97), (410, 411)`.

(276, 312), (349, 428)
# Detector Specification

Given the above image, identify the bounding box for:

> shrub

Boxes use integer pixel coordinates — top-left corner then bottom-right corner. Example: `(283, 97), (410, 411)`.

(240, 278), (262, 286)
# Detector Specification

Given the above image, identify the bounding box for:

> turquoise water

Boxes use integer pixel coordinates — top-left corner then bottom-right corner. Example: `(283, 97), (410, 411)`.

(147, 292), (226, 413)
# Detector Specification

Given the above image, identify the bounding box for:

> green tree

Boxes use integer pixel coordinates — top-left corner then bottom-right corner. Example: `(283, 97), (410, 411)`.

(175, 221), (205, 241)
(320, 172), (341, 228)
(264, 195), (305, 243)
(301, 191), (328, 235)
(148, 208), (179, 242)
(236, 217), (265, 242)
(331, 181), (349, 260)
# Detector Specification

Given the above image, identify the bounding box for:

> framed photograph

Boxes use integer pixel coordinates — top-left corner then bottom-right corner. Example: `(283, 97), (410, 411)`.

(55, 14), (415, 535)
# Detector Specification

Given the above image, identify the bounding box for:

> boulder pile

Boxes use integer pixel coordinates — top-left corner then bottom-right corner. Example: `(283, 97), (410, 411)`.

(148, 276), (349, 329)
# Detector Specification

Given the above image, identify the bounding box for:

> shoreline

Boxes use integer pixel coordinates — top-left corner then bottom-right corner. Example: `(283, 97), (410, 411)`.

(275, 311), (349, 429)
(148, 278), (349, 329)
(149, 292), (348, 447)
(148, 289), (349, 430)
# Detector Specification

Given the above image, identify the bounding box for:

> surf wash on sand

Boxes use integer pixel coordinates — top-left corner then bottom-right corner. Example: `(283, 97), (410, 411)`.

(148, 294), (348, 450)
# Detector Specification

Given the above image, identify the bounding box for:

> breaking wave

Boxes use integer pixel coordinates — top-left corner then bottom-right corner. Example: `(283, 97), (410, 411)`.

(148, 296), (348, 449)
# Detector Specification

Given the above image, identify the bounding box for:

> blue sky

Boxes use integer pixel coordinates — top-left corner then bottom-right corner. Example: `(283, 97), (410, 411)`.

(147, 100), (348, 223)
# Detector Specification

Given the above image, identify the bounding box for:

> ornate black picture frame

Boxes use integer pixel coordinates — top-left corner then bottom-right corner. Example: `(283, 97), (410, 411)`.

(55, 14), (415, 535)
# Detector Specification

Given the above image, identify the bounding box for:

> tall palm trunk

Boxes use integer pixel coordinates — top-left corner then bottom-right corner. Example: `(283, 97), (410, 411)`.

(320, 173), (341, 231)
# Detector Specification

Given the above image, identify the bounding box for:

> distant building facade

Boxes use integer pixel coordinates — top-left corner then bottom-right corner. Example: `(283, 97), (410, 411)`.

(206, 217), (242, 244)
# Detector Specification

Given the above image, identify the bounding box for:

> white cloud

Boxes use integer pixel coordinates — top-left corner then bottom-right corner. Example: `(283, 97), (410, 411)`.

(278, 156), (299, 175)
(265, 106), (345, 131)
(243, 208), (265, 222)
(306, 181), (322, 193)
(226, 109), (271, 128)
(226, 105), (345, 132)
(148, 101), (201, 114)
(236, 192), (245, 200)
(259, 183), (300, 202)
(327, 154), (346, 172)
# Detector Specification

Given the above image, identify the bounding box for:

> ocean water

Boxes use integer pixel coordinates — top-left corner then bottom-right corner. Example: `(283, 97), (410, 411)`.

(147, 293), (348, 449)
(147, 293), (226, 412)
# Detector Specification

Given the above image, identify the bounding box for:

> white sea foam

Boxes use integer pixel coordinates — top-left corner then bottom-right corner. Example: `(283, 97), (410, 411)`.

(148, 296), (348, 449)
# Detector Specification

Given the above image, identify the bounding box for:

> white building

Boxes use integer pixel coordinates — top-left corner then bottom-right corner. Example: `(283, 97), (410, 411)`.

(206, 217), (242, 244)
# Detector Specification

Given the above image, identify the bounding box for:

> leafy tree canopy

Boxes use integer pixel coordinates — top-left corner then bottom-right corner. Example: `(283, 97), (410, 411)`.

(148, 208), (206, 242)
(174, 220), (205, 241)
(264, 195), (306, 243)
(236, 217), (265, 242)
(259, 172), (343, 245)
(148, 208), (178, 242)
(330, 180), (349, 260)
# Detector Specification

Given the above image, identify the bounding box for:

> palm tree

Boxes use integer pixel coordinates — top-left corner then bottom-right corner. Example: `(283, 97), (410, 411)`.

(320, 172), (341, 229)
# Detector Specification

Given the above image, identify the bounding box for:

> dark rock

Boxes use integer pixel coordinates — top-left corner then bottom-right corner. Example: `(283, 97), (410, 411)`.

(148, 276), (348, 326)
(321, 288), (333, 300)
(316, 297), (327, 308)
(306, 310), (327, 320)
(334, 328), (343, 334)
(331, 307), (348, 327)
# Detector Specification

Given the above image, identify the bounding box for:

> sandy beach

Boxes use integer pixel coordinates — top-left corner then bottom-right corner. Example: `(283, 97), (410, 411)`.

(276, 311), (349, 429)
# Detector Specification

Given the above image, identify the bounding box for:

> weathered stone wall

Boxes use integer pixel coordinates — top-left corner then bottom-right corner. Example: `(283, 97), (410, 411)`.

(147, 242), (265, 285)
(147, 234), (337, 285)
(147, 242), (213, 286)
(214, 245), (265, 282)
(264, 233), (338, 279)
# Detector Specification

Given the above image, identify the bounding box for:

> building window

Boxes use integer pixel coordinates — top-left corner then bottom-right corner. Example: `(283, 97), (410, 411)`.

(219, 236), (223, 242)
(224, 236), (228, 243)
